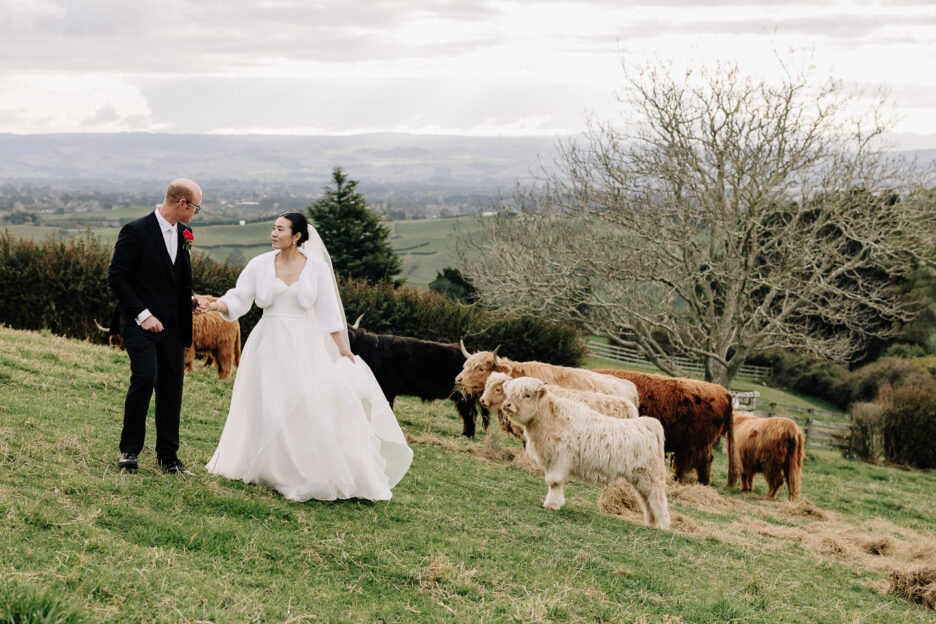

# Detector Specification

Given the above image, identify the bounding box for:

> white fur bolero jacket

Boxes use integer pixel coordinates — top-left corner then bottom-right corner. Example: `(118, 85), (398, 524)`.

(217, 249), (345, 333)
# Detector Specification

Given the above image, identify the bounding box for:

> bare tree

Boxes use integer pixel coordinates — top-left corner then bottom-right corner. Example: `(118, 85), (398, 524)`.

(461, 58), (935, 387)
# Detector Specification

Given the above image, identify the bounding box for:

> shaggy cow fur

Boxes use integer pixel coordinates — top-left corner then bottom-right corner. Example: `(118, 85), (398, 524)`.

(456, 347), (640, 407)
(728, 412), (805, 501)
(592, 368), (737, 487)
(481, 371), (639, 441)
(501, 376), (670, 529)
(183, 295), (241, 380)
(347, 327), (487, 438)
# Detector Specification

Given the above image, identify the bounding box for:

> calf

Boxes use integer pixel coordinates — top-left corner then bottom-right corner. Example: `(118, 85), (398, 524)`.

(348, 327), (487, 438)
(183, 295), (241, 380)
(502, 376), (670, 529)
(96, 298), (241, 380)
(728, 412), (805, 501)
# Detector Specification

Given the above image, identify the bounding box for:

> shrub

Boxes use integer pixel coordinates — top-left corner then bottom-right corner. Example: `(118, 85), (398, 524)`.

(340, 276), (586, 367)
(879, 383), (936, 469)
(0, 232), (584, 366)
(883, 342), (927, 359)
(844, 402), (885, 462)
(840, 357), (933, 406)
(0, 231), (113, 341)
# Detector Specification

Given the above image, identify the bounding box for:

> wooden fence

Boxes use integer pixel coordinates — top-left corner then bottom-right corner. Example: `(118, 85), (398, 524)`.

(587, 340), (772, 381)
(739, 402), (850, 451)
(586, 341), (850, 450)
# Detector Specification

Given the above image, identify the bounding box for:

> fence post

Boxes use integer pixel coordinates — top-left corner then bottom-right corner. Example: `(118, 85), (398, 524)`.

(768, 402), (776, 417)
(805, 409), (814, 448)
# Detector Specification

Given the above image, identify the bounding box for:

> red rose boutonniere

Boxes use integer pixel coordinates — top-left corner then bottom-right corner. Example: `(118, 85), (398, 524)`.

(181, 229), (194, 252)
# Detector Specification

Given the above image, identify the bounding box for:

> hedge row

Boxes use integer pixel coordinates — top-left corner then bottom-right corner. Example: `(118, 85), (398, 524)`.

(749, 348), (936, 410)
(0, 232), (585, 366)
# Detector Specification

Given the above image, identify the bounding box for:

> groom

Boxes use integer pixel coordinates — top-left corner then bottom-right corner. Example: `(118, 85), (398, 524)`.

(108, 178), (206, 474)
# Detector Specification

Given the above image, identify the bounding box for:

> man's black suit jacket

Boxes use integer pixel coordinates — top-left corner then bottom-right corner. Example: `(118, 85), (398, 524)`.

(108, 212), (194, 347)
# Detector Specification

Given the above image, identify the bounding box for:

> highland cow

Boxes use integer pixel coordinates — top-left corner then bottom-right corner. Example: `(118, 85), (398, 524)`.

(502, 376), (670, 529)
(347, 326), (487, 438)
(728, 412), (805, 501)
(481, 371), (639, 442)
(183, 294), (241, 380)
(591, 368), (737, 486)
(97, 296), (241, 380)
(456, 345), (640, 407)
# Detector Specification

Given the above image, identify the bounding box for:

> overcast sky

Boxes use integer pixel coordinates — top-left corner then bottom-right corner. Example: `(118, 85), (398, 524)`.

(2, 0), (935, 143)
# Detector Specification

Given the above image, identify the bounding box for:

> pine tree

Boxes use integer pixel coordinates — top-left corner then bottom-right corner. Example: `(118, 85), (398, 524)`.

(308, 168), (402, 284)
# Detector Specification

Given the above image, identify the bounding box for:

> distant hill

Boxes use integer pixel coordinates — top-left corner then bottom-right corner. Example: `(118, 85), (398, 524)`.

(0, 133), (561, 191)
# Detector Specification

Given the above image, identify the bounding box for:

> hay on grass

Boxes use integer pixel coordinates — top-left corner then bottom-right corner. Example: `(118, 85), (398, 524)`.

(890, 568), (936, 611)
(666, 482), (730, 512)
(780, 499), (828, 521)
(597, 480), (644, 522)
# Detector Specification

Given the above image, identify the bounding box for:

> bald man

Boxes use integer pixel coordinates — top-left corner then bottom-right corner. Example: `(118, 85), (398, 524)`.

(108, 179), (206, 474)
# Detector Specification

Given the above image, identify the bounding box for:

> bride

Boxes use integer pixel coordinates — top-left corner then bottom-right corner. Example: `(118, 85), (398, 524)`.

(203, 212), (412, 501)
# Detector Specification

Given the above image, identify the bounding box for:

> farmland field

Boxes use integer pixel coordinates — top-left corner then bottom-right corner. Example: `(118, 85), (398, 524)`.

(2, 214), (486, 287)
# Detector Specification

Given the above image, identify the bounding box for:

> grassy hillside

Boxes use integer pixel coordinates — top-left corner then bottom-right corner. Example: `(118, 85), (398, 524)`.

(1, 326), (935, 622)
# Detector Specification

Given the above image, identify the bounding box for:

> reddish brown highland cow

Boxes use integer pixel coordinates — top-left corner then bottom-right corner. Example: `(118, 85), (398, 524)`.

(728, 412), (805, 501)
(592, 369), (737, 486)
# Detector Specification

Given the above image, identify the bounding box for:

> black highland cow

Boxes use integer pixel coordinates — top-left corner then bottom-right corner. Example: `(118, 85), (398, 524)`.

(348, 326), (489, 437)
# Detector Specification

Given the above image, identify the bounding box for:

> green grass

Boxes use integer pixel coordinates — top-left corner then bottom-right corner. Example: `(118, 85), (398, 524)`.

(388, 216), (485, 286)
(1, 325), (935, 622)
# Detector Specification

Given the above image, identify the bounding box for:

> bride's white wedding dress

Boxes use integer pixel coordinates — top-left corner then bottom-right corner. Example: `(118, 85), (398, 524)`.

(206, 252), (412, 501)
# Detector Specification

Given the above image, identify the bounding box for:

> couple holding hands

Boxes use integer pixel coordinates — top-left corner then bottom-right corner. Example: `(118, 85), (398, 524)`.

(107, 178), (412, 502)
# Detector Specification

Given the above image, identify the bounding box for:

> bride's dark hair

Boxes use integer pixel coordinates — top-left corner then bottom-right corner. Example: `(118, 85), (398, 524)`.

(279, 212), (310, 246)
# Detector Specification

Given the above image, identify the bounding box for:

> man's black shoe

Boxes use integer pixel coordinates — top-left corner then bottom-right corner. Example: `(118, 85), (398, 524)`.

(117, 452), (138, 470)
(158, 457), (193, 475)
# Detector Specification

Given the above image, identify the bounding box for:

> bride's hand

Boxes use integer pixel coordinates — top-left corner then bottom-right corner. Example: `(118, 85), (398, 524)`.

(339, 347), (355, 363)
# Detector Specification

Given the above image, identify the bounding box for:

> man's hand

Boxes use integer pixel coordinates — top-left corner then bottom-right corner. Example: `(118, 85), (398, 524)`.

(141, 316), (164, 332)
(193, 297), (209, 315)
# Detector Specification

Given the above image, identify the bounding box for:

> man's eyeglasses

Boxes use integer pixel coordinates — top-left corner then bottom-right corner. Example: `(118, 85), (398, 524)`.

(181, 199), (201, 214)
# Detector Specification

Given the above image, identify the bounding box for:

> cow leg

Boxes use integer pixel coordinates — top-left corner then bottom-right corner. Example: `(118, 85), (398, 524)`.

(741, 472), (754, 492)
(634, 472), (671, 530)
(626, 470), (653, 525)
(543, 466), (568, 510)
(764, 466), (784, 499)
(694, 448), (713, 486)
(183, 345), (195, 372)
(216, 347), (232, 380)
(455, 396), (476, 438)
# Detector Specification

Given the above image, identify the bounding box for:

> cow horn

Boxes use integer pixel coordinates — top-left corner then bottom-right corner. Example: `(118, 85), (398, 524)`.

(460, 339), (471, 358)
(352, 314), (364, 329)
(93, 319), (109, 333)
(492, 344), (502, 365)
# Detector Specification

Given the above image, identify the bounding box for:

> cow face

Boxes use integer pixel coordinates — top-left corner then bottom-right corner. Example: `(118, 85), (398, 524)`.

(480, 372), (511, 409)
(454, 347), (501, 395)
(501, 377), (546, 426)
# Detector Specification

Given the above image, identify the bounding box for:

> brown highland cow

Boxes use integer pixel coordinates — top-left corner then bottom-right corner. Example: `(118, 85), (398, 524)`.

(728, 412), (805, 501)
(591, 368), (737, 486)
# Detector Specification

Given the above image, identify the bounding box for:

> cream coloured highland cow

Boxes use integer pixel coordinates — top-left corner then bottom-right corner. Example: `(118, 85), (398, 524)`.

(481, 372), (640, 441)
(502, 376), (670, 529)
(455, 345), (639, 407)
